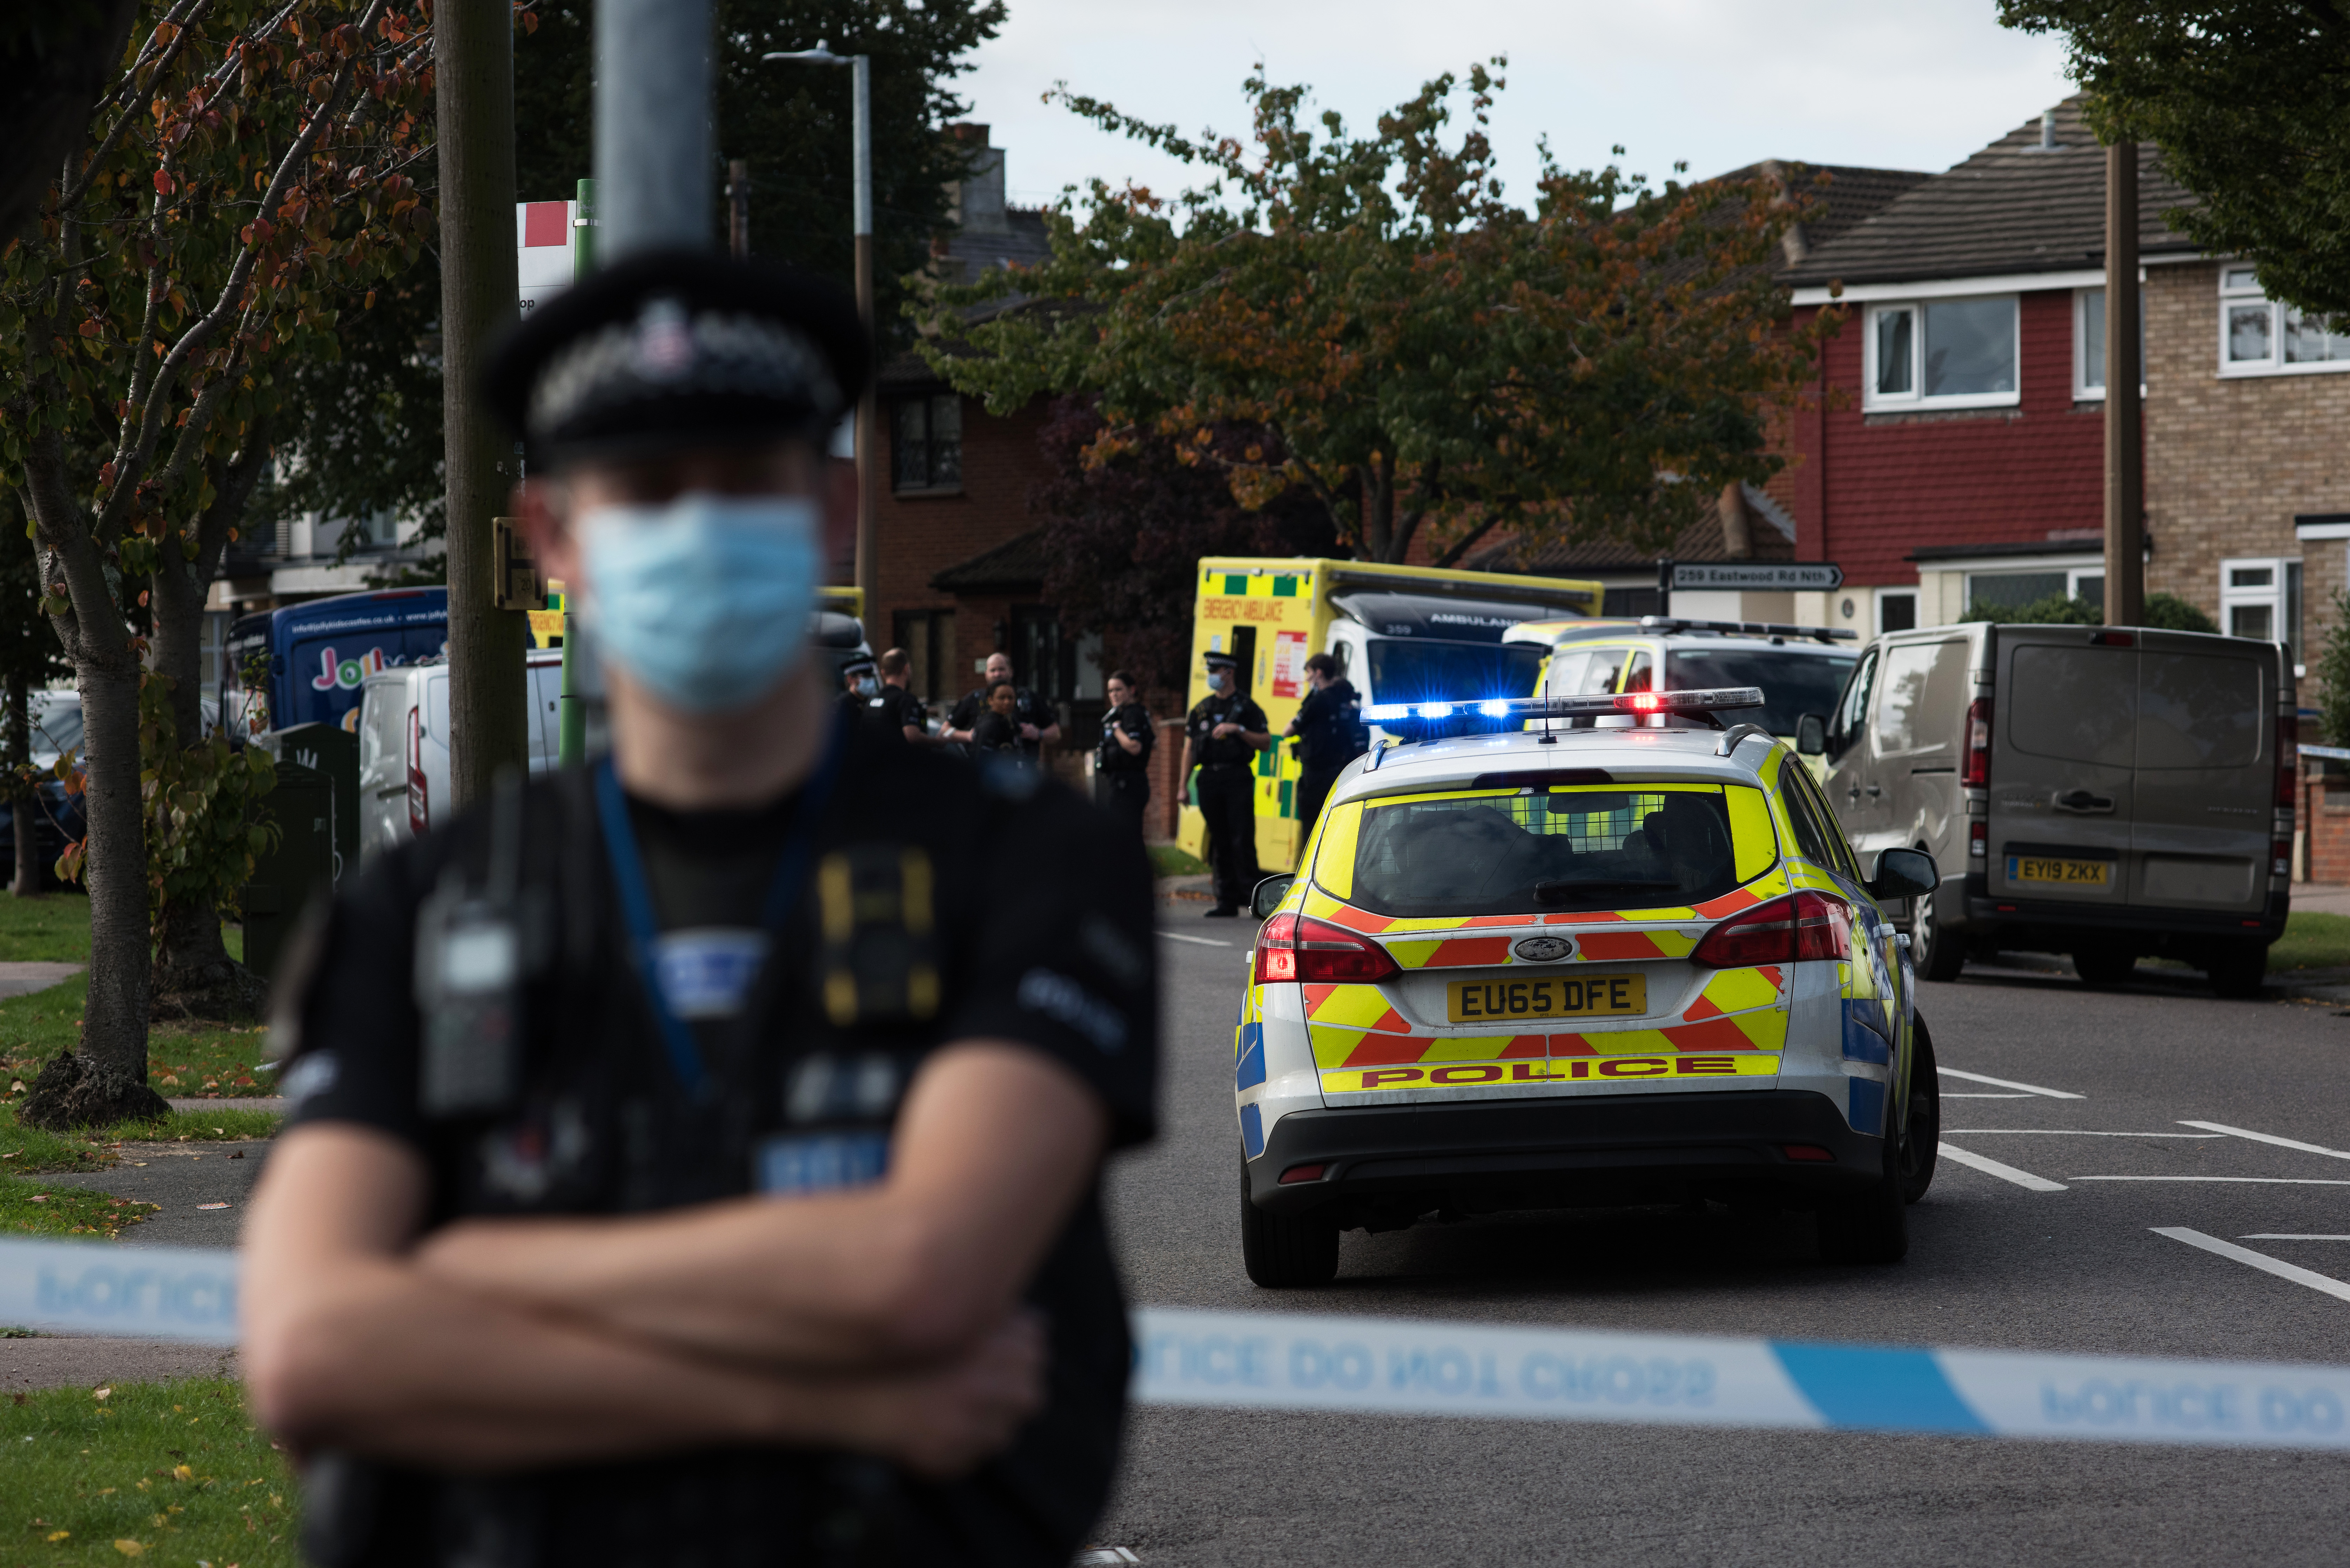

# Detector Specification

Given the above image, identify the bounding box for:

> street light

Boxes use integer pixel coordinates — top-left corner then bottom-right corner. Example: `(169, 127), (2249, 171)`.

(764, 42), (877, 623)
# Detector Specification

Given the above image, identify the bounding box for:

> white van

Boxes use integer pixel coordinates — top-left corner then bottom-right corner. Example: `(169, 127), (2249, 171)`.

(357, 651), (603, 862)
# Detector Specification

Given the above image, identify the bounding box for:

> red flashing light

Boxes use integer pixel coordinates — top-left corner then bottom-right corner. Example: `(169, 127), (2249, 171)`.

(1962, 697), (1993, 788)
(1622, 692), (1665, 713)
(1278, 1164), (1328, 1185)
(1782, 1145), (1835, 1163)
(1691, 891), (1852, 968)
(1254, 913), (1401, 985)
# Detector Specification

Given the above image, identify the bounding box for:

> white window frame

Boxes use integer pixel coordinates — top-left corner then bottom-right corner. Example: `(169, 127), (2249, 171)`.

(1863, 295), (2022, 413)
(2219, 555), (2303, 672)
(2217, 267), (2350, 378)
(1962, 563), (2105, 609)
(2073, 283), (2148, 402)
(1875, 590), (1919, 636)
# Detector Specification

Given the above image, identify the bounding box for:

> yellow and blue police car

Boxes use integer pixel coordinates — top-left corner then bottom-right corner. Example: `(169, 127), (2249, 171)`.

(1235, 686), (1943, 1286)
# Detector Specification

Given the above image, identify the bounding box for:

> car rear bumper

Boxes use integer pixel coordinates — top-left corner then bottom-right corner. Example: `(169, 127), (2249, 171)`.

(1948, 872), (2287, 949)
(1245, 1089), (1884, 1225)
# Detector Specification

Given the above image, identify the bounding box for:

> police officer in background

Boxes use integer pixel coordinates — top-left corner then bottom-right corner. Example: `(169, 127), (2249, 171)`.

(1094, 671), (1154, 837)
(872, 648), (935, 746)
(239, 250), (1158, 1568)
(839, 653), (881, 714)
(945, 651), (1059, 761)
(1185, 651), (1270, 917)
(1284, 652), (1364, 843)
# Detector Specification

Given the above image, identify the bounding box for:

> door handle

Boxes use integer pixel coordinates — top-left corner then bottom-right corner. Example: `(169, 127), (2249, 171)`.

(1864, 784), (1884, 798)
(2053, 789), (2115, 814)
(1846, 785), (1862, 802)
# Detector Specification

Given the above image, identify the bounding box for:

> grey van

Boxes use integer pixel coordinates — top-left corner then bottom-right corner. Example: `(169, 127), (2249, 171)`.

(1803, 623), (2291, 996)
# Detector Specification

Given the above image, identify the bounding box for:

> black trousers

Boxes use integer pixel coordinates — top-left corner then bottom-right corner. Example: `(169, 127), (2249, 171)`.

(1094, 770), (1150, 837)
(1295, 766), (1343, 849)
(1195, 764), (1259, 909)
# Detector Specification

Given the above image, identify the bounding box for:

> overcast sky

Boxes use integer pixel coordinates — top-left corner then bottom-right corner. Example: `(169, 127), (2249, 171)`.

(953, 0), (2077, 211)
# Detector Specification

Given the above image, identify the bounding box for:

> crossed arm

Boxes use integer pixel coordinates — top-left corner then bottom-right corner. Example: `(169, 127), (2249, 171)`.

(242, 1042), (1107, 1475)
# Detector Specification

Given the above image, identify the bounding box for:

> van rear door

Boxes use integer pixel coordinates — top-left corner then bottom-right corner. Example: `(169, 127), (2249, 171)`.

(1989, 630), (2136, 911)
(2129, 631), (2274, 917)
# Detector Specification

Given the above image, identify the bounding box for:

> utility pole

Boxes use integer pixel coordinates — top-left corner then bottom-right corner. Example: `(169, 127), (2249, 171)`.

(596, 0), (712, 261)
(438, 0), (526, 810)
(2104, 140), (2144, 628)
(728, 159), (751, 259)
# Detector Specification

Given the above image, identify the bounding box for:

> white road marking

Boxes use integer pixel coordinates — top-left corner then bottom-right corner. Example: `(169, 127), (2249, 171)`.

(1936, 1142), (2067, 1191)
(2178, 1121), (2350, 1162)
(1157, 931), (1235, 948)
(1937, 1067), (2084, 1100)
(1941, 1092), (2037, 1098)
(2154, 1227), (2350, 1305)
(1940, 1130), (2224, 1137)
(2073, 1176), (2350, 1185)
(2241, 1235), (2350, 1241)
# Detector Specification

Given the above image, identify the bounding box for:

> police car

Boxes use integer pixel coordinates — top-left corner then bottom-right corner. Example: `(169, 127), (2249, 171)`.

(1234, 686), (1942, 1287)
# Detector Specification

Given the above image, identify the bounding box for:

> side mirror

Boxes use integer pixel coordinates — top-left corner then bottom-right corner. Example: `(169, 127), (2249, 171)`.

(1251, 874), (1296, 921)
(1795, 713), (1828, 756)
(1869, 847), (1938, 902)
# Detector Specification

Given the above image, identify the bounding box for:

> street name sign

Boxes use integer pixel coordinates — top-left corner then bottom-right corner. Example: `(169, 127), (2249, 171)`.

(1671, 563), (1844, 592)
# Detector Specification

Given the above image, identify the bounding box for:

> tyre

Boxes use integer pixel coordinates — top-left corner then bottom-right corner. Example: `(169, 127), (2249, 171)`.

(1911, 878), (1967, 983)
(1240, 1165), (1339, 1287)
(1818, 1093), (1911, 1265)
(2206, 941), (2269, 1000)
(1900, 1014), (1940, 1205)
(2071, 946), (2135, 986)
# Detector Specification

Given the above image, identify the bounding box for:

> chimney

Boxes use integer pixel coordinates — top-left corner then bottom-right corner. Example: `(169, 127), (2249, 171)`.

(946, 122), (1008, 235)
(1719, 482), (1753, 560)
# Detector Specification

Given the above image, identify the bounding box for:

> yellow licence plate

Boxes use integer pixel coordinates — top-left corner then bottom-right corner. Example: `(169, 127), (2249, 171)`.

(1448, 974), (1647, 1024)
(2007, 855), (2110, 887)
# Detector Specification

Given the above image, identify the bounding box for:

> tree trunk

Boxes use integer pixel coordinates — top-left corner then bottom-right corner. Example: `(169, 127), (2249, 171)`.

(145, 430), (270, 1020)
(18, 427), (167, 1129)
(439, 0), (529, 812)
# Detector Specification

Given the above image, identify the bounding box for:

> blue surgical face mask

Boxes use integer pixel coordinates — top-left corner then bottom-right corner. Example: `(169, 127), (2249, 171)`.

(578, 493), (821, 714)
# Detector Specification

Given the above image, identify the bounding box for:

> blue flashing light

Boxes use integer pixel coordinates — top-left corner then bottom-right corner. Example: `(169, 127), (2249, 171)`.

(1363, 703), (1412, 722)
(1416, 702), (1455, 720)
(1476, 699), (1514, 719)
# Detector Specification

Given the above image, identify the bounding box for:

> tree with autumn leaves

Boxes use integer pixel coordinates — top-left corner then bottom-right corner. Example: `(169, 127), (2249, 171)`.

(1, 0), (436, 1125)
(926, 61), (1837, 567)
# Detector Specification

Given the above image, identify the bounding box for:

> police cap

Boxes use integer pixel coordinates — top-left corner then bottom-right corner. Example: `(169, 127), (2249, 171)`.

(1203, 652), (1240, 671)
(484, 248), (870, 469)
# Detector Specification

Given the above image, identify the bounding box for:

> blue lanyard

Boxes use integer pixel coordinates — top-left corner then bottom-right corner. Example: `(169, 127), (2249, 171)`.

(592, 712), (848, 1098)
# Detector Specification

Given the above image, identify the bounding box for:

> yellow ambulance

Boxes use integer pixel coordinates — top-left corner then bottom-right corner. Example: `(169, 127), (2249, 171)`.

(1179, 558), (1603, 874)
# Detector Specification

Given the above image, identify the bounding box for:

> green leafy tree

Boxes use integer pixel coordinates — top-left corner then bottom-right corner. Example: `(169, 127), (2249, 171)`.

(2317, 591), (2350, 747)
(2, 0), (437, 1126)
(923, 62), (1838, 565)
(1999, 2), (2350, 318)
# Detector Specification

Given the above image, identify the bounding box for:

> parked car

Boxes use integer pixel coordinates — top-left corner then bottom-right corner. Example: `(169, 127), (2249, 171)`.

(356, 650), (601, 862)
(1801, 623), (2291, 996)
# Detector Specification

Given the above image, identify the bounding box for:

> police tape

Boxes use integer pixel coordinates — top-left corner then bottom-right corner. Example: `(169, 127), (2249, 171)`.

(8, 1238), (2349, 1450)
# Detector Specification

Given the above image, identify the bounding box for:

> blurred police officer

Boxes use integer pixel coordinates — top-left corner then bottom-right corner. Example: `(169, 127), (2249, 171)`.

(1094, 671), (1154, 837)
(839, 653), (881, 713)
(1284, 652), (1364, 843)
(240, 250), (1158, 1568)
(872, 648), (934, 746)
(1184, 651), (1270, 917)
(945, 652), (1059, 761)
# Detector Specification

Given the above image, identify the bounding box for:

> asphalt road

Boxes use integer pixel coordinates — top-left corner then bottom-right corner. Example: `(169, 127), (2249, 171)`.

(1094, 926), (2350, 1566)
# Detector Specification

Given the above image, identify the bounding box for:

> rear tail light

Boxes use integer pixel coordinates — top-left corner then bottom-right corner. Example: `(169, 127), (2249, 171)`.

(2277, 713), (2298, 810)
(1782, 1145), (1835, 1163)
(1278, 1164), (1327, 1184)
(407, 706), (429, 835)
(2274, 837), (2292, 880)
(1962, 697), (1993, 788)
(1691, 890), (1852, 967)
(1969, 820), (1987, 860)
(1254, 913), (1401, 985)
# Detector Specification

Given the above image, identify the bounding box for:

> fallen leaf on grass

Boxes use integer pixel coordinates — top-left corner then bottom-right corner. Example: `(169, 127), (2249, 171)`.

(196, 1202), (229, 1211)
(115, 1539), (145, 1556)
(93, 1386), (110, 1400)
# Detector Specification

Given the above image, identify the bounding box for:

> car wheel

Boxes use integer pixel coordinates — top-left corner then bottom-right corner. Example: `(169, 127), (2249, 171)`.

(2205, 941), (2269, 1000)
(1240, 1164), (1340, 1287)
(1911, 877), (1966, 983)
(1818, 1099), (1911, 1266)
(1900, 1014), (1940, 1205)
(2071, 946), (2135, 986)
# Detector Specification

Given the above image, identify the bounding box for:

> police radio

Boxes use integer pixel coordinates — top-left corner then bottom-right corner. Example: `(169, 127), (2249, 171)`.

(414, 772), (546, 1118)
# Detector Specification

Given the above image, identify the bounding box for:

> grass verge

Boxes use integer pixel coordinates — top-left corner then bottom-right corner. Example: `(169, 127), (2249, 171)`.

(2271, 910), (2350, 972)
(0, 975), (274, 1104)
(0, 1178), (150, 1239)
(0, 889), (93, 963)
(2, 1377), (298, 1568)
(1147, 843), (1209, 878)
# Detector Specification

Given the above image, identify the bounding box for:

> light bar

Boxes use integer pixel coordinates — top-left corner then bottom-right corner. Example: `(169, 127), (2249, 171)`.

(1636, 616), (1857, 643)
(1364, 687), (1765, 724)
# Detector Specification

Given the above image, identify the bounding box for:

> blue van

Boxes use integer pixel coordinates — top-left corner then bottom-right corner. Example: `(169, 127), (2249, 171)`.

(223, 588), (449, 735)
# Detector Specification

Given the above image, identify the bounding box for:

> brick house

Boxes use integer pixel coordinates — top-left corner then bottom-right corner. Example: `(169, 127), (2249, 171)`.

(1775, 98), (2350, 672)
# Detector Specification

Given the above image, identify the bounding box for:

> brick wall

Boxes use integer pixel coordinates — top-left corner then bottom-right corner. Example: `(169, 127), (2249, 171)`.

(2143, 260), (2350, 660)
(1786, 291), (2107, 590)
(2303, 761), (2350, 884)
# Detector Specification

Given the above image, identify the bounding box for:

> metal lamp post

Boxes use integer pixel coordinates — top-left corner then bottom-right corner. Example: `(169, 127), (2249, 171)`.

(763, 43), (877, 620)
